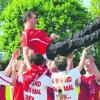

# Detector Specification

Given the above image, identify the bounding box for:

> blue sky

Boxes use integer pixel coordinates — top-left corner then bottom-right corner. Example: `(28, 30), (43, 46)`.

(83, 0), (91, 7)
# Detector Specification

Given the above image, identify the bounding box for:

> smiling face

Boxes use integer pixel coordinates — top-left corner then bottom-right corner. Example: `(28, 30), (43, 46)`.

(17, 60), (27, 73)
(84, 55), (94, 71)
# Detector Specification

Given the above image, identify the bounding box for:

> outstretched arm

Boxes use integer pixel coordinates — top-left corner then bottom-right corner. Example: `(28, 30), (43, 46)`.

(95, 72), (100, 82)
(67, 52), (74, 70)
(78, 46), (91, 71)
(4, 49), (20, 76)
(75, 46), (91, 86)
(11, 59), (18, 85)
(92, 63), (100, 82)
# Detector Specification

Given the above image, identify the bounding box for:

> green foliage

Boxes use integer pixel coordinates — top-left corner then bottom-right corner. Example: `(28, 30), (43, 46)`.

(0, 0), (10, 14)
(89, 0), (100, 68)
(90, 0), (100, 17)
(0, 50), (10, 70)
(0, 0), (92, 67)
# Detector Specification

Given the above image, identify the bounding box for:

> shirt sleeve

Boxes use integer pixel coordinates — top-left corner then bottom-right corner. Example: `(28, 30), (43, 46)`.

(40, 30), (53, 44)
(0, 71), (12, 85)
(22, 66), (45, 90)
(22, 70), (38, 90)
(41, 75), (52, 87)
(68, 67), (80, 80)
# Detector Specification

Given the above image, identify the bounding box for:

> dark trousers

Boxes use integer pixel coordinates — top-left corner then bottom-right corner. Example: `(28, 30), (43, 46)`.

(46, 28), (100, 60)
(72, 18), (100, 39)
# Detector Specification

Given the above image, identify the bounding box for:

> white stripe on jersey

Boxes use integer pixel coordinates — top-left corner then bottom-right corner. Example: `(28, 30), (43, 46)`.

(0, 71), (12, 85)
(29, 38), (49, 45)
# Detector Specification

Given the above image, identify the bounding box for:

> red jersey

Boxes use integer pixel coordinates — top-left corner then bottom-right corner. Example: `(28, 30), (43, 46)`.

(13, 80), (24, 100)
(13, 64), (46, 100)
(24, 69), (54, 100)
(22, 64), (46, 90)
(21, 29), (53, 55)
(13, 65), (54, 100)
(78, 75), (100, 100)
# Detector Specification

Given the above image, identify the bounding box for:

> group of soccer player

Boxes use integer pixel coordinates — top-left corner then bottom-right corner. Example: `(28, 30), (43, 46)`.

(0, 10), (100, 100)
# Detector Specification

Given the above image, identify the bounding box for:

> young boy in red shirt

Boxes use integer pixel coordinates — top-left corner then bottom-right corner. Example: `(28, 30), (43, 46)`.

(21, 11), (57, 70)
(21, 11), (100, 70)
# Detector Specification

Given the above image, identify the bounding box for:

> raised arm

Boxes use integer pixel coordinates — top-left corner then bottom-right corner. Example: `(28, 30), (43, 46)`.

(78, 46), (91, 71)
(75, 46), (91, 86)
(4, 49), (20, 76)
(94, 71), (100, 82)
(91, 59), (100, 82)
(67, 52), (74, 70)
(11, 59), (18, 85)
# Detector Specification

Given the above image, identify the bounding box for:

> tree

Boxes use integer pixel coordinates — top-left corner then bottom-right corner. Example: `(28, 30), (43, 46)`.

(0, 0), (92, 68)
(89, 0), (100, 67)
(0, 0), (11, 14)
(90, 0), (100, 17)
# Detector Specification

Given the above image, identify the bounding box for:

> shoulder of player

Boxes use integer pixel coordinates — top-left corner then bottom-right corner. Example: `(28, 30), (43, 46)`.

(36, 28), (45, 32)
(68, 67), (80, 73)
(22, 29), (46, 35)
(39, 73), (51, 80)
(22, 28), (33, 33)
(35, 29), (47, 34)
(51, 72), (61, 78)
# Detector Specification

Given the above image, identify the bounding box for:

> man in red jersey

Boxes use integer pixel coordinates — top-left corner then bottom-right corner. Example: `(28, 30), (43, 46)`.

(21, 11), (57, 70)
(21, 11), (100, 70)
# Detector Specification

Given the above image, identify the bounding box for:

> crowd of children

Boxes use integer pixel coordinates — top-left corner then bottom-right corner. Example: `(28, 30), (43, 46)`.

(0, 10), (100, 100)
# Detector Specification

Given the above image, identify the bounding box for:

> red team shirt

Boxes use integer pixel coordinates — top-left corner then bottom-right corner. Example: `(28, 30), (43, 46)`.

(13, 64), (54, 100)
(22, 64), (46, 90)
(24, 69), (54, 100)
(13, 64), (46, 100)
(21, 29), (53, 55)
(20, 28), (54, 100)
(78, 75), (100, 100)
(13, 80), (24, 100)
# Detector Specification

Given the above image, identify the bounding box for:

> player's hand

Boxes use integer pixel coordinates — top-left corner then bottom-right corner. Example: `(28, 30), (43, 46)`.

(67, 52), (75, 62)
(12, 59), (18, 72)
(12, 49), (21, 59)
(50, 33), (58, 40)
(83, 45), (92, 53)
